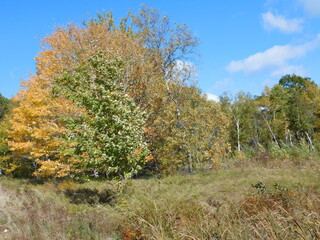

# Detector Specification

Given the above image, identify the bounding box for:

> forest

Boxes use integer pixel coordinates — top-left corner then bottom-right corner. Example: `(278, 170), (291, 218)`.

(0, 6), (319, 239)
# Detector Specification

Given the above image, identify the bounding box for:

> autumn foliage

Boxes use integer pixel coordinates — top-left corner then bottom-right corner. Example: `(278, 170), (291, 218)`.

(1, 7), (230, 179)
(2, 6), (319, 180)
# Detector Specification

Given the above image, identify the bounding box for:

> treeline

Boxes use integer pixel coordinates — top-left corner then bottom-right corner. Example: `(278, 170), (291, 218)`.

(221, 74), (320, 161)
(0, 7), (319, 180)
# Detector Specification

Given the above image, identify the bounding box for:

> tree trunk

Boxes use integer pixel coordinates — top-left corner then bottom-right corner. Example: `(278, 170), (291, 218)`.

(305, 131), (314, 149)
(236, 119), (241, 151)
(261, 114), (279, 147)
(287, 129), (293, 147)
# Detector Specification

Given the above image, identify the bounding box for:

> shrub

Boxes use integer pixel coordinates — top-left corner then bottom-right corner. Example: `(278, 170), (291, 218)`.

(269, 143), (289, 161)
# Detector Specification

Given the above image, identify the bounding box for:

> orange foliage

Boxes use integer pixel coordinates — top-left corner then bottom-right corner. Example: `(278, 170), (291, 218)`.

(8, 74), (77, 177)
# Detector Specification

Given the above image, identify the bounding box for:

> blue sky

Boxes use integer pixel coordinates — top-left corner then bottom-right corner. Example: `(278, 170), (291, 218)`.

(1, 0), (320, 100)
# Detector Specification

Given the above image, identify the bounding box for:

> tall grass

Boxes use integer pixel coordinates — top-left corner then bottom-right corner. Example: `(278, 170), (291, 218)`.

(0, 179), (122, 239)
(119, 169), (320, 239)
(0, 167), (319, 239)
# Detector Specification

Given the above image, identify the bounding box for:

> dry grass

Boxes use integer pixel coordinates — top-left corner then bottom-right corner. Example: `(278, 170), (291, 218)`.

(118, 167), (320, 239)
(0, 179), (122, 239)
(0, 166), (319, 239)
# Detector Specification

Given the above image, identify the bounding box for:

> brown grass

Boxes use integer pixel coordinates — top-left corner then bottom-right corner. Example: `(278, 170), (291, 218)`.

(0, 166), (319, 239)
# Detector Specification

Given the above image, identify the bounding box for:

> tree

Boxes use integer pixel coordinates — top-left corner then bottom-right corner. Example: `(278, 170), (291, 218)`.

(54, 53), (149, 179)
(0, 94), (10, 120)
(183, 94), (230, 171)
(256, 87), (282, 148)
(8, 76), (75, 178)
(279, 74), (319, 147)
(8, 6), (225, 177)
(8, 12), (151, 178)
(268, 85), (291, 145)
(220, 92), (257, 152)
(0, 94), (15, 175)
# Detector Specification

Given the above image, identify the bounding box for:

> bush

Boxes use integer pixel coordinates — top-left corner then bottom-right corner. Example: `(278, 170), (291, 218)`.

(269, 143), (289, 161)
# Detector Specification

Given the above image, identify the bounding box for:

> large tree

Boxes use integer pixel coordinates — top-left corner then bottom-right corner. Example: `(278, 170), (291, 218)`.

(54, 54), (149, 179)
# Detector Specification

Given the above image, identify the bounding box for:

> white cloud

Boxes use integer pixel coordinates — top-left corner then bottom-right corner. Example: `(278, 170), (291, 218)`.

(262, 12), (303, 33)
(270, 64), (307, 77)
(298, 0), (320, 16)
(205, 93), (219, 102)
(226, 35), (320, 74)
(262, 64), (307, 88)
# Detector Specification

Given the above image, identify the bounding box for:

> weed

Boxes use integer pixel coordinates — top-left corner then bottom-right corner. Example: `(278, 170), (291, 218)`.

(241, 181), (293, 216)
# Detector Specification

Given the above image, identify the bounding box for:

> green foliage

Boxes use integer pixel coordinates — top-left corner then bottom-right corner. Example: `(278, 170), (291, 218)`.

(268, 143), (289, 161)
(0, 117), (10, 172)
(279, 74), (319, 140)
(222, 74), (320, 162)
(0, 95), (17, 175)
(0, 93), (10, 120)
(279, 74), (310, 90)
(220, 91), (257, 151)
(55, 53), (149, 179)
(285, 139), (319, 161)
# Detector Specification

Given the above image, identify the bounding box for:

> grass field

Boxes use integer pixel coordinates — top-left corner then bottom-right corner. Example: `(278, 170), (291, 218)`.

(0, 166), (319, 239)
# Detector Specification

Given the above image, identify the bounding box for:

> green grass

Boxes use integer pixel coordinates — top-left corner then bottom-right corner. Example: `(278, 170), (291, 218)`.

(0, 166), (319, 239)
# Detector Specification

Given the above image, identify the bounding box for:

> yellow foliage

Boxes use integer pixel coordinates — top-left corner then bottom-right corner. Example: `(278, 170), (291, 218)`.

(33, 160), (71, 178)
(8, 48), (80, 177)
